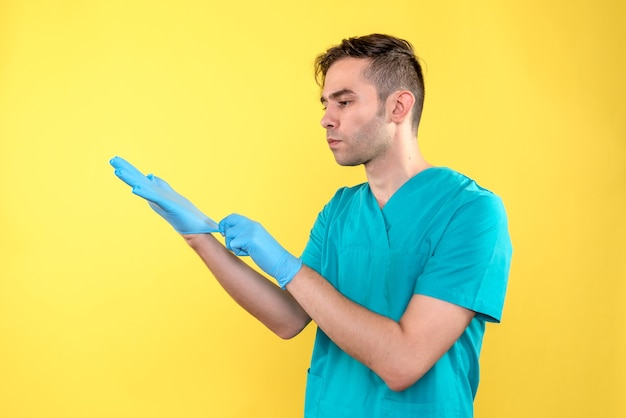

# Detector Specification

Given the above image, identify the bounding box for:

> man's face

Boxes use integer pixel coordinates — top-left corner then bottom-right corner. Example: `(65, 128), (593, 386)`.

(320, 58), (393, 167)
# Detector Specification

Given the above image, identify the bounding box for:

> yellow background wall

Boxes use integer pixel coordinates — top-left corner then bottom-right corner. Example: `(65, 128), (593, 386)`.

(1, 1), (624, 417)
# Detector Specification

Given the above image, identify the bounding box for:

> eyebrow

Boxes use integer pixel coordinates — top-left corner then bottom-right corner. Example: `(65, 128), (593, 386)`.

(320, 88), (356, 104)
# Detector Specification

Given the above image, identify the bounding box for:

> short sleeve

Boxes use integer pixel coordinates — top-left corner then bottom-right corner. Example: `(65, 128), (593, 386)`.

(414, 194), (512, 323)
(301, 213), (324, 274)
(301, 189), (341, 275)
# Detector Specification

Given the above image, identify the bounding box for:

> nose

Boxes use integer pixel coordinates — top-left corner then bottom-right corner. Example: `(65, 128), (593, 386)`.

(320, 108), (336, 129)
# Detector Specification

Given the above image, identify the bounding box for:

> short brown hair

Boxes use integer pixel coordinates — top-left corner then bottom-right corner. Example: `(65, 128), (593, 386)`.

(314, 34), (425, 132)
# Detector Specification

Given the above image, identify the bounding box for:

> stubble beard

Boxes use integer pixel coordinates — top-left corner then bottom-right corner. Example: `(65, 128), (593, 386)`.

(333, 112), (391, 167)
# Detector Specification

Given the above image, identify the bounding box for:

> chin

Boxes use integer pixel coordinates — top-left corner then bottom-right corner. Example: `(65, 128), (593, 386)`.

(332, 151), (367, 167)
(335, 159), (364, 167)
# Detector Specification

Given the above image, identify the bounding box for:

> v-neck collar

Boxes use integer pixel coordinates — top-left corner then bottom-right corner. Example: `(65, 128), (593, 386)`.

(380, 167), (440, 212)
(365, 167), (447, 247)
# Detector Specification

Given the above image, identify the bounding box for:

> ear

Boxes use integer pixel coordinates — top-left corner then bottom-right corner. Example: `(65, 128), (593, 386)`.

(389, 91), (415, 124)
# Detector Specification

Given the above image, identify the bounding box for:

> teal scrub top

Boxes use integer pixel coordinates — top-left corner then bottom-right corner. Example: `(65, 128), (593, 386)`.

(300, 167), (512, 418)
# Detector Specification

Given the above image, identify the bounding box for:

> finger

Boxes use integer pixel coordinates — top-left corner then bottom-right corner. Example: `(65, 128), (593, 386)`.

(221, 218), (246, 251)
(232, 248), (249, 257)
(218, 215), (233, 234)
(147, 174), (176, 192)
(109, 157), (164, 203)
(114, 174), (160, 204)
(110, 156), (145, 176)
(226, 234), (249, 256)
(218, 213), (246, 231)
(110, 156), (152, 189)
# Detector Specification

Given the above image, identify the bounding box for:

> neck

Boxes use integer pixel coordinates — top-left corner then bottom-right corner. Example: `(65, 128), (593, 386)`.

(364, 137), (431, 208)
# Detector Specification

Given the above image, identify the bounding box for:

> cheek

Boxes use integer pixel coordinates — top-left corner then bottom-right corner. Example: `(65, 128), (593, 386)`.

(347, 112), (373, 134)
(357, 115), (387, 138)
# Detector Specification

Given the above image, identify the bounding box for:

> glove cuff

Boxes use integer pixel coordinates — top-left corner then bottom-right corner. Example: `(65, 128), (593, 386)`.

(273, 252), (303, 289)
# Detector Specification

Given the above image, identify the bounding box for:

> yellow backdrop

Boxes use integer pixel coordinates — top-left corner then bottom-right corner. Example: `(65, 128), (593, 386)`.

(1, 1), (624, 417)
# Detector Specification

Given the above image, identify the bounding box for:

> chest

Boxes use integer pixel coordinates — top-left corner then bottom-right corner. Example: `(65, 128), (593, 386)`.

(318, 192), (451, 319)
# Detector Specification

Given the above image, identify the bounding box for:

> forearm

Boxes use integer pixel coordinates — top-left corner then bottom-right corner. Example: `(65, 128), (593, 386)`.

(109, 159), (311, 337)
(285, 266), (408, 384)
(183, 233), (311, 339)
(285, 265), (473, 391)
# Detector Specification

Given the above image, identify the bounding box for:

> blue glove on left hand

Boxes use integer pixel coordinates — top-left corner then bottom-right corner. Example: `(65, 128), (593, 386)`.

(219, 214), (302, 288)
(110, 156), (219, 234)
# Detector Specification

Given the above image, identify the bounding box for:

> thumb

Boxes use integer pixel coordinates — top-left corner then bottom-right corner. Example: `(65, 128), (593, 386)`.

(218, 213), (245, 234)
(147, 174), (175, 192)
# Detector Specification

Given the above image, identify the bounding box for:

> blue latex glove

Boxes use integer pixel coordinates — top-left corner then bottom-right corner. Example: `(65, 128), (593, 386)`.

(110, 156), (219, 234)
(219, 214), (302, 288)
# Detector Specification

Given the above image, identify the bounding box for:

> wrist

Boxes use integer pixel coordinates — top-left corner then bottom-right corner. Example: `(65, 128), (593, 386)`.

(275, 253), (303, 289)
(182, 233), (214, 249)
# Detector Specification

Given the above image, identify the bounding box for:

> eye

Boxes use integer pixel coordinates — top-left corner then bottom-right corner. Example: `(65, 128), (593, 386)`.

(338, 101), (350, 107)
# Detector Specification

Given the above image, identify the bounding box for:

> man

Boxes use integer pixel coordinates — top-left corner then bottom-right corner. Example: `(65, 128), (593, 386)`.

(110, 34), (512, 417)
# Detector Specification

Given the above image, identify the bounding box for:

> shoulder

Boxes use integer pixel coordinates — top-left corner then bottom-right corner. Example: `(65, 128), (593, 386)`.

(306, 182), (368, 230)
(429, 168), (511, 256)
(425, 167), (505, 211)
(323, 182), (369, 210)
(332, 181), (369, 199)
(424, 167), (494, 193)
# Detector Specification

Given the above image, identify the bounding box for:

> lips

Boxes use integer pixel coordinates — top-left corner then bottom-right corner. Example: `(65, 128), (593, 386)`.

(327, 137), (340, 148)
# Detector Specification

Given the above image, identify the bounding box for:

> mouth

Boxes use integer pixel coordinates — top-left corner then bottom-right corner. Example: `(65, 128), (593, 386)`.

(327, 137), (340, 148)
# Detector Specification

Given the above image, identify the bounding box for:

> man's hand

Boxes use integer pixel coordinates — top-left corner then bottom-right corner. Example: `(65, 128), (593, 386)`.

(110, 156), (219, 234)
(219, 214), (302, 288)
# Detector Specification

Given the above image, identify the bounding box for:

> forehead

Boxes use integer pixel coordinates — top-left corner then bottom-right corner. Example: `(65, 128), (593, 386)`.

(322, 58), (376, 96)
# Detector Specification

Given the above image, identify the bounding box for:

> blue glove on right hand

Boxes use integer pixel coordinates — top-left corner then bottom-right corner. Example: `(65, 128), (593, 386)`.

(219, 214), (303, 288)
(110, 156), (219, 234)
